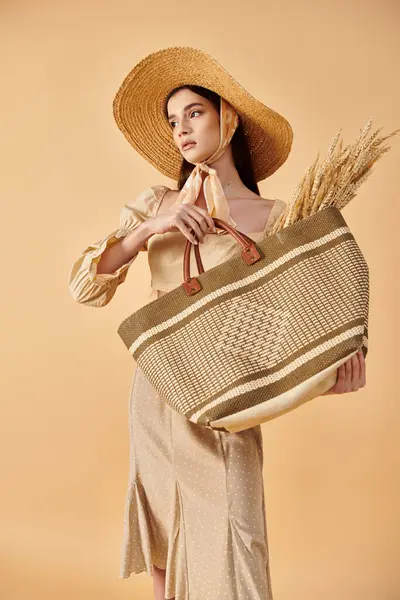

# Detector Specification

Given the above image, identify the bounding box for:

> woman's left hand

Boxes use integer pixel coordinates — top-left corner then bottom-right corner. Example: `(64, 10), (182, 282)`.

(322, 350), (366, 395)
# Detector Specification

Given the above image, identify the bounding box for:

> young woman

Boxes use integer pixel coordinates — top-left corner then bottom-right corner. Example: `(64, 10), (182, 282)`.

(69, 47), (365, 600)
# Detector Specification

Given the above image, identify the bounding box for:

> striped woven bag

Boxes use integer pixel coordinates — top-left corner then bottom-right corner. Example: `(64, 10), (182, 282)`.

(117, 206), (369, 433)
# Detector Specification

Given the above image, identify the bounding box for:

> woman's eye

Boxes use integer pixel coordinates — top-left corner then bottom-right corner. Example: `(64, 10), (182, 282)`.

(170, 110), (201, 128)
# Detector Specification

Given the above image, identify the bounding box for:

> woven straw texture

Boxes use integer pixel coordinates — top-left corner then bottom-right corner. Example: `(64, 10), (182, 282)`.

(117, 207), (369, 432)
(112, 46), (293, 182)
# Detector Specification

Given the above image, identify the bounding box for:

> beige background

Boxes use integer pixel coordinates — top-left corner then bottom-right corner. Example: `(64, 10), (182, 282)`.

(1, 1), (399, 599)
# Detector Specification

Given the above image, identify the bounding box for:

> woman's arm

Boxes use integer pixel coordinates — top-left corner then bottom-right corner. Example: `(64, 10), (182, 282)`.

(96, 220), (155, 275)
(68, 186), (164, 308)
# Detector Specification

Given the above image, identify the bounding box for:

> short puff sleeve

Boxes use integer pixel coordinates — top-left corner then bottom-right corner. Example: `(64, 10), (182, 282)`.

(68, 185), (167, 307)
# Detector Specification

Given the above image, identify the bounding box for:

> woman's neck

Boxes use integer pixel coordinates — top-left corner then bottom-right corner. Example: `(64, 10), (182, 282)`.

(195, 150), (251, 204)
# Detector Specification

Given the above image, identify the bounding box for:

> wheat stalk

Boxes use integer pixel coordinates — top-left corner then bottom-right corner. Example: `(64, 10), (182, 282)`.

(269, 119), (400, 235)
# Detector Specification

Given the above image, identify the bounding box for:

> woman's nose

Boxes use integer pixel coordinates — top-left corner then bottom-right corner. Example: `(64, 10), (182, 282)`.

(176, 120), (191, 136)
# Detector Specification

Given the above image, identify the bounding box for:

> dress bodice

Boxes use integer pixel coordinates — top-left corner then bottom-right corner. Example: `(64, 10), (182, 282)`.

(68, 184), (287, 308)
(147, 188), (287, 298)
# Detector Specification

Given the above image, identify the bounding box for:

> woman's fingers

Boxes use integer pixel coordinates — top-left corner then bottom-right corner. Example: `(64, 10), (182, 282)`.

(345, 357), (353, 392)
(358, 350), (366, 387)
(188, 205), (217, 232)
(183, 205), (216, 235)
(181, 206), (216, 243)
(184, 214), (206, 242)
(322, 350), (366, 396)
(335, 363), (346, 393)
(351, 353), (361, 391)
(337, 351), (366, 394)
(174, 214), (199, 244)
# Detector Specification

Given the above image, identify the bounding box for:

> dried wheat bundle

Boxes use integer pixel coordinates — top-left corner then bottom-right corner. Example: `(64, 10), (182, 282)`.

(269, 119), (400, 235)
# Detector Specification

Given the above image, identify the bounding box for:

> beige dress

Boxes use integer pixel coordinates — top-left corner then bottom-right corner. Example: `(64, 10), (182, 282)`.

(68, 185), (287, 600)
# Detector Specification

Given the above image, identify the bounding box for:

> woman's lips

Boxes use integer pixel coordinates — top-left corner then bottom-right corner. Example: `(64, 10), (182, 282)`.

(183, 142), (196, 150)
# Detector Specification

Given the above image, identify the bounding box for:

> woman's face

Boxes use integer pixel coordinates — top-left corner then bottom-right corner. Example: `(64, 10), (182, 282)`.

(166, 88), (220, 163)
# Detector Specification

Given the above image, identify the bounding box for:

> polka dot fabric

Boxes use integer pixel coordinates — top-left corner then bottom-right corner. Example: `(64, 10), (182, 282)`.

(116, 194), (289, 599)
(119, 363), (274, 600)
(68, 183), (289, 597)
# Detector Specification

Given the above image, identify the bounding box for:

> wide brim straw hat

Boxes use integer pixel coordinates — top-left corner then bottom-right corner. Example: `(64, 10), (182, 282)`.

(113, 46), (294, 182)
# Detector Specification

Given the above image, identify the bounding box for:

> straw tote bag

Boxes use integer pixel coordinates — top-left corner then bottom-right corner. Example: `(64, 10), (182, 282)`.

(117, 206), (369, 433)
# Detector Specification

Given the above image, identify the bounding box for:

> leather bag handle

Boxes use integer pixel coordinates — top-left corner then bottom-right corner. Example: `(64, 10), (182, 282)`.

(182, 217), (261, 296)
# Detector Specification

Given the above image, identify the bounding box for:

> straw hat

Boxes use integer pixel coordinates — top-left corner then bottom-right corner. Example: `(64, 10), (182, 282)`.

(112, 46), (294, 182)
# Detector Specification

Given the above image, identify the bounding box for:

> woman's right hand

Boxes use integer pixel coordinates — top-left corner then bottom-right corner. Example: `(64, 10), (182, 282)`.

(149, 203), (217, 244)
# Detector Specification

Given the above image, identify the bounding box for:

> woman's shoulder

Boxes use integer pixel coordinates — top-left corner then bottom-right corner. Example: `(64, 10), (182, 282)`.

(254, 196), (286, 208)
(120, 184), (171, 222)
(256, 196), (287, 217)
(151, 185), (180, 215)
(270, 197), (287, 211)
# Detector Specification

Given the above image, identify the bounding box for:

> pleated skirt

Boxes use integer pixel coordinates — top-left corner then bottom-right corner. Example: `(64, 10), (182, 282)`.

(119, 363), (274, 600)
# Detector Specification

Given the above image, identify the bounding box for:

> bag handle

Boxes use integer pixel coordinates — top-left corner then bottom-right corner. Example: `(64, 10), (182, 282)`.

(182, 217), (261, 296)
